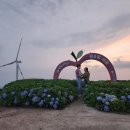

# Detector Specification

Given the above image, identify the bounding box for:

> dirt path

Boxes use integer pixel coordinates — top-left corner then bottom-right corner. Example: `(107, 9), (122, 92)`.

(0, 98), (130, 130)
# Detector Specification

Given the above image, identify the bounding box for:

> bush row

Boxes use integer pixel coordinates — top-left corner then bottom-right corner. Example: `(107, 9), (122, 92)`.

(0, 79), (78, 109)
(83, 81), (130, 113)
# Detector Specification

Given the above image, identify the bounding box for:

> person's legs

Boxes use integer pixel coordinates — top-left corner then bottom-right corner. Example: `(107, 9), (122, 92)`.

(76, 78), (81, 96)
(82, 80), (85, 88)
(83, 80), (89, 87)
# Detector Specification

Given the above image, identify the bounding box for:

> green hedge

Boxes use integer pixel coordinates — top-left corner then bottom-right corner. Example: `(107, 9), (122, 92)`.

(1, 79), (130, 113)
(0, 79), (78, 109)
(83, 81), (130, 113)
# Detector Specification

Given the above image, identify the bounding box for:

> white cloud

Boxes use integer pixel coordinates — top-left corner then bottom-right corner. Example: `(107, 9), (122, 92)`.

(0, 0), (130, 87)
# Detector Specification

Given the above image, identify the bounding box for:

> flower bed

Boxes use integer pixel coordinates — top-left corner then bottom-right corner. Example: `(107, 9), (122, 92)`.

(0, 79), (78, 109)
(1, 79), (130, 113)
(83, 81), (130, 113)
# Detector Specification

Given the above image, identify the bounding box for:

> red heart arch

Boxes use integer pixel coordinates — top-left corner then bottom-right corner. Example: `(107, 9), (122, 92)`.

(53, 53), (117, 81)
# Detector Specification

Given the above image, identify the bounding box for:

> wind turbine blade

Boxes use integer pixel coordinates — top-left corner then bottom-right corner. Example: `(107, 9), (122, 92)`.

(16, 38), (22, 61)
(18, 64), (24, 79)
(0, 61), (16, 67)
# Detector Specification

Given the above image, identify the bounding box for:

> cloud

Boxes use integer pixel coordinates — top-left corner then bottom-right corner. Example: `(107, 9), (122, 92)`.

(1, 0), (130, 50)
(0, 0), (64, 25)
(97, 14), (130, 40)
(32, 12), (130, 49)
(0, 45), (2, 50)
(30, 1), (130, 49)
(0, 0), (130, 86)
(0, 45), (3, 54)
(113, 59), (130, 69)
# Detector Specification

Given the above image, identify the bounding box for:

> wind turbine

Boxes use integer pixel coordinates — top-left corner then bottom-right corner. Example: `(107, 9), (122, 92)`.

(0, 38), (24, 80)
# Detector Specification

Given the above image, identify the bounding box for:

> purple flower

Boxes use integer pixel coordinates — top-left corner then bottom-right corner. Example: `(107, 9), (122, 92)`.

(11, 91), (15, 96)
(43, 99), (46, 103)
(2, 93), (7, 99)
(44, 89), (48, 93)
(103, 105), (110, 112)
(20, 90), (28, 97)
(28, 92), (32, 97)
(55, 101), (59, 105)
(24, 101), (30, 106)
(105, 102), (110, 105)
(69, 95), (74, 102)
(51, 97), (55, 102)
(96, 96), (102, 102)
(47, 94), (51, 98)
(56, 97), (59, 101)
(120, 96), (126, 101)
(101, 98), (106, 103)
(24, 90), (28, 95)
(13, 98), (18, 104)
(38, 100), (44, 107)
(105, 94), (109, 97)
(32, 96), (40, 103)
(50, 101), (54, 107)
(42, 93), (46, 98)
(109, 98), (117, 102)
(53, 104), (58, 109)
(30, 88), (34, 93)
(127, 95), (130, 100)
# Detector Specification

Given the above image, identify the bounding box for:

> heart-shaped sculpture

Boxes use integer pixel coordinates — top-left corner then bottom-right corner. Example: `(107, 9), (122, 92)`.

(53, 53), (117, 81)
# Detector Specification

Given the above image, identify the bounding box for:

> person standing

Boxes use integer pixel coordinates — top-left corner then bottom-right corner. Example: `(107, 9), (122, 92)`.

(75, 64), (83, 96)
(83, 67), (90, 86)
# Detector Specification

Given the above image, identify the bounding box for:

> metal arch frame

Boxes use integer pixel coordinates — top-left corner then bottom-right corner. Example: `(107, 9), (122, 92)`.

(53, 53), (117, 81)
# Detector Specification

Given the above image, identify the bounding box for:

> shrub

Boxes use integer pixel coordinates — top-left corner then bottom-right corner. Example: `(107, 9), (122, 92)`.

(110, 99), (126, 112)
(83, 81), (130, 113)
(0, 79), (78, 109)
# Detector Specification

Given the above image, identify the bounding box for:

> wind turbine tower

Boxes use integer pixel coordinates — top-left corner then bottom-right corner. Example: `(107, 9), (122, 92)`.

(0, 38), (24, 80)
